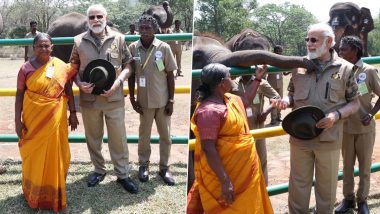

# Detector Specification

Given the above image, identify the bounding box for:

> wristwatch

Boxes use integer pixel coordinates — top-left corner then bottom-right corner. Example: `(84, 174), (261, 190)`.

(168, 99), (175, 103)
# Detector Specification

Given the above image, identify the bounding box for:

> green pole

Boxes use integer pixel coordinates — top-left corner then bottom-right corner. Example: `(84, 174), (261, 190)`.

(267, 162), (380, 196)
(0, 33), (193, 46)
(0, 134), (188, 144)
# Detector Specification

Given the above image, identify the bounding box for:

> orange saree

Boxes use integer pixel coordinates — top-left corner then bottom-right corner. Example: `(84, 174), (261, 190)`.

(18, 57), (75, 212)
(187, 93), (273, 214)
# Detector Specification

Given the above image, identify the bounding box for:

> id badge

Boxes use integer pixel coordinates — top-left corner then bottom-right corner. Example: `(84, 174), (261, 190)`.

(156, 59), (165, 72)
(358, 82), (369, 95)
(175, 41), (179, 45)
(253, 94), (260, 104)
(46, 65), (54, 78)
(139, 76), (146, 87)
(276, 74), (280, 79)
(246, 107), (253, 117)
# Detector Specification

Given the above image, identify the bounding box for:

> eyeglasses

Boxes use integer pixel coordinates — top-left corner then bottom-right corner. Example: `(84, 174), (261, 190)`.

(89, 15), (104, 20)
(305, 37), (319, 43)
(35, 44), (51, 49)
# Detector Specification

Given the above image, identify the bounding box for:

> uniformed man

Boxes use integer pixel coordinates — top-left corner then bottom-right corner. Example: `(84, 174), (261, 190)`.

(335, 36), (380, 214)
(170, 20), (184, 77)
(69, 4), (138, 194)
(24, 20), (40, 62)
(126, 23), (139, 35)
(128, 14), (177, 186)
(232, 75), (280, 185)
(272, 23), (360, 213)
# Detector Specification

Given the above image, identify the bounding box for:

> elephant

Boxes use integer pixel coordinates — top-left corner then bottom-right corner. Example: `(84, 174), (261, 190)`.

(188, 33), (318, 192)
(143, 1), (173, 30)
(225, 28), (271, 51)
(47, 2), (174, 63)
(328, 2), (374, 56)
(0, 12), (3, 34)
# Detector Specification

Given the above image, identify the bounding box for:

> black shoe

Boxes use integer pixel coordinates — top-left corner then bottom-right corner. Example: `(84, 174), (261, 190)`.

(335, 199), (355, 213)
(138, 166), (149, 182)
(87, 172), (106, 187)
(159, 169), (175, 186)
(117, 177), (139, 194)
(357, 201), (369, 214)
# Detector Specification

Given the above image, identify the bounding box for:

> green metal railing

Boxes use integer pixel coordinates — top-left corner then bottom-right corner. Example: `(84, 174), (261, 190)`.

(0, 33), (193, 46)
(192, 56), (380, 78)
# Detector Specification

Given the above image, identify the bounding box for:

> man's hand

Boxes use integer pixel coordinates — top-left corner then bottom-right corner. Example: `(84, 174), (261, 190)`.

(361, 113), (373, 126)
(316, 112), (337, 129)
(78, 81), (94, 94)
(15, 120), (26, 139)
(165, 102), (174, 116)
(271, 98), (288, 110)
(131, 99), (143, 114)
(69, 113), (79, 131)
(255, 64), (267, 80)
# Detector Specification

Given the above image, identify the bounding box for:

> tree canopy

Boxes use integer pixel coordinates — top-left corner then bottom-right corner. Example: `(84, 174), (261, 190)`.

(368, 14), (380, 56)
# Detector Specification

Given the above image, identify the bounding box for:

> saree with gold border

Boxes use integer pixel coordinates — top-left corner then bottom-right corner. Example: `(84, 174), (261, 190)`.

(187, 93), (273, 214)
(18, 57), (75, 212)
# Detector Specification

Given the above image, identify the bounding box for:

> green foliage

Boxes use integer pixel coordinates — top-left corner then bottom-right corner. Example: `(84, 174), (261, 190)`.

(8, 26), (27, 38)
(252, 3), (317, 55)
(368, 15), (380, 56)
(195, 0), (257, 41)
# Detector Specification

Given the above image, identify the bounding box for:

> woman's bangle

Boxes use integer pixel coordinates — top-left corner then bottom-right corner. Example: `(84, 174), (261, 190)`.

(336, 110), (342, 120)
(254, 78), (262, 83)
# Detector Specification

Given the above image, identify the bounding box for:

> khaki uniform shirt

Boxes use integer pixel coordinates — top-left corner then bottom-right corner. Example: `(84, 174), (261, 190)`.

(169, 28), (184, 47)
(288, 52), (359, 150)
(344, 60), (380, 134)
(267, 73), (283, 89)
(25, 31), (40, 58)
(233, 77), (280, 129)
(129, 38), (177, 108)
(69, 27), (132, 109)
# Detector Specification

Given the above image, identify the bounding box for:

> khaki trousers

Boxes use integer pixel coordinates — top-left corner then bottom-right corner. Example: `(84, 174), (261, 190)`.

(171, 44), (182, 71)
(342, 131), (375, 202)
(81, 106), (130, 179)
(288, 144), (340, 214)
(270, 86), (283, 121)
(138, 107), (171, 170)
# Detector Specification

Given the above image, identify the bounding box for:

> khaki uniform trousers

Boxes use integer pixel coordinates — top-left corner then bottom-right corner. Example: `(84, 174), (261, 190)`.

(171, 44), (182, 72)
(288, 144), (340, 214)
(138, 107), (171, 170)
(270, 85), (283, 121)
(82, 106), (130, 179)
(252, 122), (268, 185)
(342, 131), (375, 202)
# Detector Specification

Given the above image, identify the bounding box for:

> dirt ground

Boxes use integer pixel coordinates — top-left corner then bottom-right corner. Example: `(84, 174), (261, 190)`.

(1, 54), (380, 213)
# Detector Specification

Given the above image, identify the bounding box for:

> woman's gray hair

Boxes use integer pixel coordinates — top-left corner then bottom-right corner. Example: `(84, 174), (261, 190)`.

(87, 4), (107, 17)
(197, 63), (230, 101)
(308, 23), (336, 48)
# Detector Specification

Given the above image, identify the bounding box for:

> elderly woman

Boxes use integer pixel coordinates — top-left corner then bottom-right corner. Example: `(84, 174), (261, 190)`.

(15, 33), (78, 212)
(187, 63), (273, 213)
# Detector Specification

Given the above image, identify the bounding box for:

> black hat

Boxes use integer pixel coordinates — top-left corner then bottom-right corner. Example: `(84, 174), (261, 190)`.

(83, 59), (116, 95)
(282, 105), (325, 140)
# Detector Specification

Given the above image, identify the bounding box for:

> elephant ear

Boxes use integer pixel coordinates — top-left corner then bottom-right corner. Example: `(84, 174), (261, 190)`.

(359, 7), (374, 33)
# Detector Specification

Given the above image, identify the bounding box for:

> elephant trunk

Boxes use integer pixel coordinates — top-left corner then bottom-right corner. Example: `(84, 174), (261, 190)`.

(218, 50), (318, 71)
(160, 1), (173, 29)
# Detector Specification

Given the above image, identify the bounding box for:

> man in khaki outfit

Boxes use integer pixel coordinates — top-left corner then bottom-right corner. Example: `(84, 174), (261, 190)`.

(128, 14), (177, 186)
(267, 45), (286, 125)
(70, 4), (138, 194)
(232, 75), (280, 185)
(24, 20), (40, 62)
(335, 36), (380, 214)
(170, 20), (184, 77)
(272, 23), (360, 213)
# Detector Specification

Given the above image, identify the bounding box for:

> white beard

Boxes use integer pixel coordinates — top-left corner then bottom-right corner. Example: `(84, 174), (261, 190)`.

(90, 21), (106, 34)
(307, 45), (325, 59)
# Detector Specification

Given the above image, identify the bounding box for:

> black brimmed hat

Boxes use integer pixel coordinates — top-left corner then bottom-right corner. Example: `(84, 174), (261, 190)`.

(83, 59), (116, 95)
(282, 105), (325, 140)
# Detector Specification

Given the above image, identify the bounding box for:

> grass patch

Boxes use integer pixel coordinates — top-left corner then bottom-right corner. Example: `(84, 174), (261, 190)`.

(0, 160), (187, 213)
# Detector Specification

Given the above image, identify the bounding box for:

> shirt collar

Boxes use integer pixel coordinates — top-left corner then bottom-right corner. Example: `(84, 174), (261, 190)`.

(136, 37), (159, 50)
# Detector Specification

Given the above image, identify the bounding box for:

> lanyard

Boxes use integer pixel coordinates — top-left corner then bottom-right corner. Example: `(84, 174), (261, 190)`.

(139, 46), (155, 71)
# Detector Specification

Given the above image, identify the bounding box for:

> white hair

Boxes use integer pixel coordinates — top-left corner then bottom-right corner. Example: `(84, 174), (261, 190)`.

(87, 4), (107, 17)
(307, 23), (336, 48)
